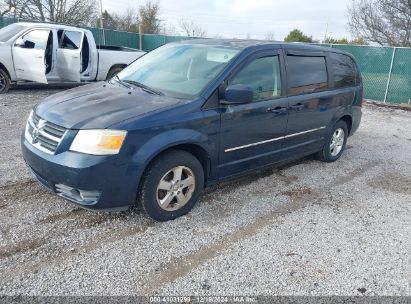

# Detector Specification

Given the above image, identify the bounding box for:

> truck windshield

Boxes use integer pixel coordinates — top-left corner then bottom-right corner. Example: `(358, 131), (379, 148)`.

(0, 24), (26, 42)
(117, 44), (240, 99)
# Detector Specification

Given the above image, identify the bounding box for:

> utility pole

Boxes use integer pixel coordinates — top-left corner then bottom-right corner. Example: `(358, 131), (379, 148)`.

(99, 0), (105, 45)
(323, 21), (329, 43)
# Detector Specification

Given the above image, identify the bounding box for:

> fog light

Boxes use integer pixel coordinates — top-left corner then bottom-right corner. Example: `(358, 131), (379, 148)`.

(55, 184), (100, 205)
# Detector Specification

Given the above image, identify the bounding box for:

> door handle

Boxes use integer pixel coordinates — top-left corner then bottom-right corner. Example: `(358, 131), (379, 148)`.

(34, 55), (43, 59)
(289, 103), (305, 111)
(266, 106), (287, 115)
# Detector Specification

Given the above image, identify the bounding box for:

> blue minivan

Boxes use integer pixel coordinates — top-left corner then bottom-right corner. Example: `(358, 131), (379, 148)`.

(22, 39), (363, 221)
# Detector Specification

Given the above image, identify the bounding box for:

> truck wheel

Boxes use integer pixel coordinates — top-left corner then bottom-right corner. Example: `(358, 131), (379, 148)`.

(317, 120), (348, 162)
(0, 68), (11, 94)
(106, 66), (125, 80)
(138, 150), (204, 222)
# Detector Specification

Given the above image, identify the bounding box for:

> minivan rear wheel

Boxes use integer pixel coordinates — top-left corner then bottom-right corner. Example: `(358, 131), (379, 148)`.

(317, 120), (348, 162)
(138, 150), (204, 221)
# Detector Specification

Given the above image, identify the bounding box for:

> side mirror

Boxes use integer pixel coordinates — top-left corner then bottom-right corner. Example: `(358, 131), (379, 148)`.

(221, 84), (253, 104)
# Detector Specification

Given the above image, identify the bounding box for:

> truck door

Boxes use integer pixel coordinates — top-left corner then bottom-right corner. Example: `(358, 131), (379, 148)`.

(12, 29), (51, 84)
(56, 30), (83, 82)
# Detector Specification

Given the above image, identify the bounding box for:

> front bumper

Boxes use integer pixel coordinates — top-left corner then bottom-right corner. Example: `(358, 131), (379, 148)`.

(21, 135), (139, 211)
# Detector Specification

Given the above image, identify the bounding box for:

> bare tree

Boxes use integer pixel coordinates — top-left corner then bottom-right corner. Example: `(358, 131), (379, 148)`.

(348, 0), (411, 46)
(1, 0), (98, 26)
(113, 9), (139, 32)
(0, 0), (16, 16)
(139, 0), (161, 34)
(161, 23), (178, 36)
(265, 31), (275, 40)
(179, 18), (207, 37)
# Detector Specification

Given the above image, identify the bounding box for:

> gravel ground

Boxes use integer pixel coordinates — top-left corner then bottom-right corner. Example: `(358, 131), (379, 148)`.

(0, 88), (410, 296)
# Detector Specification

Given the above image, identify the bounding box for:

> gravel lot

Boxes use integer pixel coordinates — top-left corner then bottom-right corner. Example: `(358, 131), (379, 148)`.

(0, 88), (410, 296)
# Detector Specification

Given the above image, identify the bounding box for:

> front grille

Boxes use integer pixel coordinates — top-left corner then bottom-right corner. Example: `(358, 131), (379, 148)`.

(25, 113), (67, 154)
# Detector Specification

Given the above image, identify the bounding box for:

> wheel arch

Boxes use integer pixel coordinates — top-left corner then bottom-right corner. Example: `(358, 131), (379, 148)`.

(106, 64), (127, 79)
(131, 129), (215, 200)
(330, 107), (353, 136)
(0, 62), (11, 79)
(339, 114), (353, 135)
(147, 143), (210, 181)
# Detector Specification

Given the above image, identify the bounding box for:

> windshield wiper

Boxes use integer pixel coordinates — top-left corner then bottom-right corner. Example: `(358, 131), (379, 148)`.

(123, 80), (164, 96)
(113, 75), (133, 89)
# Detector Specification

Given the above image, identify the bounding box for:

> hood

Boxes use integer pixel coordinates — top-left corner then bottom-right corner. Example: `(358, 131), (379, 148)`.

(35, 82), (183, 129)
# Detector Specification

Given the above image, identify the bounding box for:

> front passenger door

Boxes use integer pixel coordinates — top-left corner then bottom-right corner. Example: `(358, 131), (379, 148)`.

(218, 51), (289, 178)
(12, 29), (51, 84)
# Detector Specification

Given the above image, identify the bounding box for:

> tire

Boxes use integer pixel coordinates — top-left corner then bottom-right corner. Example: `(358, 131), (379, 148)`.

(137, 150), (205, 221)
(106, 66), (125, 80)
(0, 68), (11, 94)
(317, 120), (348, 162)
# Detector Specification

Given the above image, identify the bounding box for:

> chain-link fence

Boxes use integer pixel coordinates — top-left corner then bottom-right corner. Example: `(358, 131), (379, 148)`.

(1, 16), (410, 104)
(319, 44), (411, 104)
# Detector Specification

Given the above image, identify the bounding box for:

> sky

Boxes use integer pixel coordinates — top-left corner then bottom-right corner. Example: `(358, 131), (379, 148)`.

(102, 0), (353, 41)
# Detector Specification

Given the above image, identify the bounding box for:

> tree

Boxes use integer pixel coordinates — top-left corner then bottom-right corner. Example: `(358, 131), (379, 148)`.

(348, 0), (411, 46)
(0, 0), (16, 16)
(1, 0), (98, 26)
(324, 37), (368, 45)
(179, 18), (207, 37)
(114, 9), (139, 32)
(284, 29), (313, 43)
(265, 31), (275, 40)
(139, 0), (161, 34)
(97, 10), (117, 29)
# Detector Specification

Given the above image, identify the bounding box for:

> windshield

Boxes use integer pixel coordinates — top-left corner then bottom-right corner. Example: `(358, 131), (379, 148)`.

(0, 24), (26, 42)
(117, 43), (240, 99)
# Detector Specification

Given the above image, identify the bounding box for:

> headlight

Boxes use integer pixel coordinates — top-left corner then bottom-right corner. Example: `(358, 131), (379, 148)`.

(70, 129), (127, 155)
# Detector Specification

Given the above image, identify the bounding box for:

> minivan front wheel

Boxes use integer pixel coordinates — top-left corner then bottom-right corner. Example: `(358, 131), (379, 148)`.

(138, 150), (204, 221)
(317, 120), (348, 162)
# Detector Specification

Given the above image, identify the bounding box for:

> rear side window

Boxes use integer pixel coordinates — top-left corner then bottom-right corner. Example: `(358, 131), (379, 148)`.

(330, 53), (359, 88)
(287, 55), (328, 95)
(230, 55), (282, 101)
(60, 31), (82, 49)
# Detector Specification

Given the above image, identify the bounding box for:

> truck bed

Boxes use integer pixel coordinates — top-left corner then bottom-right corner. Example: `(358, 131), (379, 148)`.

(96, 45), (139, 52)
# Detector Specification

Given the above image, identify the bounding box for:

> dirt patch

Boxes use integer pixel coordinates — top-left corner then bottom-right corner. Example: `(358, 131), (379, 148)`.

(276, 170), (299, 184)
(1, 218), (156, 280)
(0, 178), (44, 202)
(367, 172), (411, 195)
(38, 208), (87, 224)
(332, 161), (379, 187)
(281, 187), (313, 201)
(0, 237), (48, 259)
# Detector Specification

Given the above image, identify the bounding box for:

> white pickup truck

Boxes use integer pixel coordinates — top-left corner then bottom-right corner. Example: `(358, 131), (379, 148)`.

(0, 22), (145, 93)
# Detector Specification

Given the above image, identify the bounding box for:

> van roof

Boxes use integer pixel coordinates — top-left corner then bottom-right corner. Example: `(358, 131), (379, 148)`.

(178, 38), (352, 55)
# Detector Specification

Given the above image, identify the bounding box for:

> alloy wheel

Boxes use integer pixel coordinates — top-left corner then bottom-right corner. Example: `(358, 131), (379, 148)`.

(330, 128), (345, 157)
(156, 165), (196, 211)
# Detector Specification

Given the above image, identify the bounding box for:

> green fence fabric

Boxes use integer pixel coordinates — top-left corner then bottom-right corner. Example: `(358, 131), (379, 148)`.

(386, 48), (411, 104)
(1, 16), (410, 103)
(331, 45), (395, 102)
(88, 28), (139, 49)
